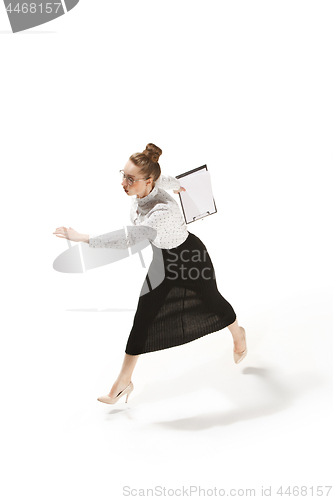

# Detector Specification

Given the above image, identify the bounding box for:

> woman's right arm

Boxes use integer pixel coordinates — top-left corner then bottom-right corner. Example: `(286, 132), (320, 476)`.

(155, 174), (186, 194)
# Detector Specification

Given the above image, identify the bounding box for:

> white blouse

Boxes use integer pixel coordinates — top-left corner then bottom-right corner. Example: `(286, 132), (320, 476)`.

(89, 173), (189, 250)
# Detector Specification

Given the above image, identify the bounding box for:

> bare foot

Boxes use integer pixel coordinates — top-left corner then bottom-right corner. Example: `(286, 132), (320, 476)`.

(233, 326), (246, 354)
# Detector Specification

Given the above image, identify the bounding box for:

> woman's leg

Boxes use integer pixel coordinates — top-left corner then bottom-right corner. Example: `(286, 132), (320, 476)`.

(228, 318), (246, 353)
(108, 353), (140, 398)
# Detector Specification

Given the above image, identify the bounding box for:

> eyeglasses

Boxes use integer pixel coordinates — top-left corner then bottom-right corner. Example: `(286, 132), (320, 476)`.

(119, 170), (151, 187)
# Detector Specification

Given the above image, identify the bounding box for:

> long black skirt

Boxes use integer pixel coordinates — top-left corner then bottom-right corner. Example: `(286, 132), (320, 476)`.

(125, 232), (237, 355)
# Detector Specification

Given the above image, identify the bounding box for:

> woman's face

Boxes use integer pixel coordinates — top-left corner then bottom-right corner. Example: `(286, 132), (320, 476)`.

(121, 160), (153, 198)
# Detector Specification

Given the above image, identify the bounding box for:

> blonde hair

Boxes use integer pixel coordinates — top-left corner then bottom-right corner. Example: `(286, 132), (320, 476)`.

(129, 143), (162, 186)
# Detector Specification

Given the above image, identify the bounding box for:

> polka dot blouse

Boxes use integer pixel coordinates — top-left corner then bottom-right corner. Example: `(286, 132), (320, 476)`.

(89, 174), (189, 250)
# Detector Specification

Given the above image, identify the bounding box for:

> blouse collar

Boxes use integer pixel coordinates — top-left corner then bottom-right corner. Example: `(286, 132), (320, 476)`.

(135, 184), (158, 206)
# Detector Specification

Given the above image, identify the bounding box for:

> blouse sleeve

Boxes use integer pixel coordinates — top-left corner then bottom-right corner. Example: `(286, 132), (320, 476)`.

(155, 173), (181, 191)
(88, 225), (158, 249)
(88, 204), (171, 249)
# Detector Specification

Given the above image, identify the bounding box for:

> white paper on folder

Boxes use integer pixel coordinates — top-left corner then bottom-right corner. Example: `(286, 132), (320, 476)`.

(179, 169), (216, 223)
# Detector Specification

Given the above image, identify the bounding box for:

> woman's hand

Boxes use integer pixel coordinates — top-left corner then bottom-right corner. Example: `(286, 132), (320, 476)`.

(53, 226), (82, 242)
(173, 186), (186, 194)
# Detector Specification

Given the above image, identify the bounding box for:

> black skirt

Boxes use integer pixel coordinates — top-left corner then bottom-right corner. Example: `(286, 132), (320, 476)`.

(125, 231), (237, 355)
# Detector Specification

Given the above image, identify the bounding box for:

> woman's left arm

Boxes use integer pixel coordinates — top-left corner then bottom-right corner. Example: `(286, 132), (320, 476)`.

(54, 226), (157, 248)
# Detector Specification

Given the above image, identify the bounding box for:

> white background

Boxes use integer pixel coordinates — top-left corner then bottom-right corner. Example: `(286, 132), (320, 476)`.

(1, 1), (332, 499)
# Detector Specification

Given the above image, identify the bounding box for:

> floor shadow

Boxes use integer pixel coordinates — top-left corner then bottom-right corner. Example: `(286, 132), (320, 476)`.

(66, 308), (136, 312)
(0, 30), (56, 34)
(129, 358), (326, 429)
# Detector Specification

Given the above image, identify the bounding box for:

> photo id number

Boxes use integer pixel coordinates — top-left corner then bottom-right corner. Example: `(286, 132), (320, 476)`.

(6, 3), (62, 14)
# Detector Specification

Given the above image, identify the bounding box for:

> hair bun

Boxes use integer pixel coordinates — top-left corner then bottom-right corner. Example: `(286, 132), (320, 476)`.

(143, 143), (162, 163)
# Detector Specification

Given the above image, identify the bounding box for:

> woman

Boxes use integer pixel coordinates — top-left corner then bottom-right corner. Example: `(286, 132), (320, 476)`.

(53, 143), (247, 405)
